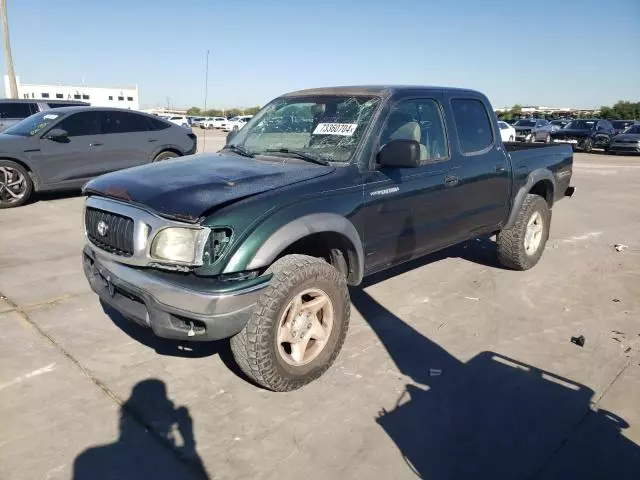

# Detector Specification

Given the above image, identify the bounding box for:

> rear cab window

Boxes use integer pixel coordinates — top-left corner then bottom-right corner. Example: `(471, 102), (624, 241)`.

(0, 102), (37, 119)
(451, 98), (494, 154)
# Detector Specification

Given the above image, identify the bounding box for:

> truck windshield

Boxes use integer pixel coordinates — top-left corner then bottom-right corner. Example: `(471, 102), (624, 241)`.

(228, 95), (381, 163)
(2, 111), (64, 137)
(565, 120), (596, 130)
(514, 120), (536, 127)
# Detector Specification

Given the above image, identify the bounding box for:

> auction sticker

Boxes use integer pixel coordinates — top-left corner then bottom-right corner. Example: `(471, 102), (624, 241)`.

(43, 114), (59, 120)
(313, 123), (358, 136)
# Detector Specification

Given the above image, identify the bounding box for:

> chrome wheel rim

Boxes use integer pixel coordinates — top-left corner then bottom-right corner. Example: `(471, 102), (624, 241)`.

(0, 167), (27, 204)
(524, 211), (544, 255)
(276, 288), (334, 366)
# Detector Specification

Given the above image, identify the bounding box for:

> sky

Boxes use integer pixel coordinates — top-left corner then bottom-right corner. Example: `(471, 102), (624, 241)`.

(1, 0), (638, 110)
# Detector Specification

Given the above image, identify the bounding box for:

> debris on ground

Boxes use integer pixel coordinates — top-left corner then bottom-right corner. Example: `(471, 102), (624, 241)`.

(612, 298), (621, 303)
(464, 297), (480, 301)
(429, 368), (442, 377)
(571, 335), (586, 347)
(625, 347), (632, 354)
(612, 330), (625, 335)
(614, 244), (628, 252)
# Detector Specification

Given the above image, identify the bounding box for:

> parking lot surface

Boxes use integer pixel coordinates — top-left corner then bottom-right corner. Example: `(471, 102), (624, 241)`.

(1, 151), (639, 479)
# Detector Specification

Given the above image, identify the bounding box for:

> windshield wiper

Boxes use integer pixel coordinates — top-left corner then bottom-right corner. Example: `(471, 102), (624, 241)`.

(221, 144), (254, 157)
(263, 148), (329, 166)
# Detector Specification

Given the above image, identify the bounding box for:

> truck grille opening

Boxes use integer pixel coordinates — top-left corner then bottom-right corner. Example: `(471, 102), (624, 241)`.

(85, 207), (135, 257)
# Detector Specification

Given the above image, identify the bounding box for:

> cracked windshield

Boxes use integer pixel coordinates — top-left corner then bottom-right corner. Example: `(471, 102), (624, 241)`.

(228, 95), (380, 162)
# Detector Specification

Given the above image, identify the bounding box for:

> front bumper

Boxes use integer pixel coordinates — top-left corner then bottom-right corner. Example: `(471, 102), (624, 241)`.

(609, 143), (640, 154)
(83, 246), (269, 341)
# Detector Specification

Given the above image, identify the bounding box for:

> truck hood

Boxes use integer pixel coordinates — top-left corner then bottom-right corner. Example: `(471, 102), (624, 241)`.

(83, 153), (334, 222)
(551, 129), (592, 138)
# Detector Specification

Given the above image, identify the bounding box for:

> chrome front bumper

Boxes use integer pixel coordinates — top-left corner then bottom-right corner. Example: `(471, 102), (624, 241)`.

(83, 245), (269, 341)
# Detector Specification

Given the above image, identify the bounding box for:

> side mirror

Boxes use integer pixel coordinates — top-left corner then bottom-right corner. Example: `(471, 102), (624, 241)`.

(45, 128), (69, 142)
(226, 130), (238, 144)
(378, 139), (421, 168)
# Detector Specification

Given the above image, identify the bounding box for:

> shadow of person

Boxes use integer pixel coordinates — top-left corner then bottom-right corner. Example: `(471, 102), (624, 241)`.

(350, 288), (640, 479)
(73, 379), (209, 480)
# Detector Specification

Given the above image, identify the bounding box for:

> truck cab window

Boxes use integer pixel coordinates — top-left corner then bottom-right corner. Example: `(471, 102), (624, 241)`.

(451, 98), (494, 154)
(380, 99), (448, 163)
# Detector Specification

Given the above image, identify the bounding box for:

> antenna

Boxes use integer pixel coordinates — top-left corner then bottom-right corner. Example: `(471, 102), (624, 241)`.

(202, 49), (209, 153)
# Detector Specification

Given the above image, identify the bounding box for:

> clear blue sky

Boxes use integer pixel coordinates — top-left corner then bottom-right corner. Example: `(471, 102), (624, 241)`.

(2, 0), (638, 109)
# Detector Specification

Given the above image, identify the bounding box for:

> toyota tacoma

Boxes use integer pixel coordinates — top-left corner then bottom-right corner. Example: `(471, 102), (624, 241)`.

(82, 86), (575, 391)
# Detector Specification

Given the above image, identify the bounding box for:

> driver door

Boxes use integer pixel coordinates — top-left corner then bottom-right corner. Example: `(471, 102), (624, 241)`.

(37, 111), (109, 185)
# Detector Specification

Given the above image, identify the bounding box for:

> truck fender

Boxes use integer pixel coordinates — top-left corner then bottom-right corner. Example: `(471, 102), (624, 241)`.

(235, 213), (365, 285)
(504, 168), (556, 230)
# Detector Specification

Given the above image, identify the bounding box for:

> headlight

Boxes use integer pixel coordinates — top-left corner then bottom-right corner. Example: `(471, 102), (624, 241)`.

(150, 228), (210, 264)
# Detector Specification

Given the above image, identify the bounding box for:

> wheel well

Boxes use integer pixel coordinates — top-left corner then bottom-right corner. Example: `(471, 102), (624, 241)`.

(529, 180), (554, 207)
(0, 157), (38, 189)
(277, 232), (360, 285)
(155, 148), (182, 159)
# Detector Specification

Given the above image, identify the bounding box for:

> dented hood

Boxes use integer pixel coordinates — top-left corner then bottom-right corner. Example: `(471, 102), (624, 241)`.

(83, 153), (334, 221)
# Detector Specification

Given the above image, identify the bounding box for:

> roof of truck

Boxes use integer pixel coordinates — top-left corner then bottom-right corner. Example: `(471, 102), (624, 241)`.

(283, 85), (483, 97)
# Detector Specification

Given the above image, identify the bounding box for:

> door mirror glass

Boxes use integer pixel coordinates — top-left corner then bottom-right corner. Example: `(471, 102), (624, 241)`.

(378, 139), (421, 168)
(45, 128), (69, 142)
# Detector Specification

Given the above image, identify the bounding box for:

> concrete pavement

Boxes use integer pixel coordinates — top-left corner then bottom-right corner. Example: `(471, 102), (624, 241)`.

(1, 152), (639, 479)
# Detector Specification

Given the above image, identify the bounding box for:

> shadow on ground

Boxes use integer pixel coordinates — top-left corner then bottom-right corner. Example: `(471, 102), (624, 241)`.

(73, 379), (209, 479)
(350, 288), (640, 479)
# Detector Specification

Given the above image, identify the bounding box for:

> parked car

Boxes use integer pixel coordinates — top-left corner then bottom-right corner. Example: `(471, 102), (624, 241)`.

(550, 119), (615, 152)
(497, 121), (516, 142)
(610, 120), (638, 136)
(81, 85), (574, 391)
(549, 120), (570, 132)
(0, 99), (89, 133)
(513, 119), (554, 143)
(201, 117), (228, 129)
(608, 123), (640, 155)
(223, 115), (253, 132)
(0, 107), (197, 208)
(190, 117), (206, 127)
(166, 116), (190, 128)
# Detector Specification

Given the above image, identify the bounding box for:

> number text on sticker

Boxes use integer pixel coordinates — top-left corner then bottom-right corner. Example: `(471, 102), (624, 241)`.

(313, 123), (358, 136)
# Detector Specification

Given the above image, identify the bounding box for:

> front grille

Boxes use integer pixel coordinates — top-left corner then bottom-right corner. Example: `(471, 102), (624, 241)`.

(85, 207), (135, 257)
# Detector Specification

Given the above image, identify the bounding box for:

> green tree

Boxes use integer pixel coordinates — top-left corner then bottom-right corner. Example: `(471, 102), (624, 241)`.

(186, 106), (201, 116)
(509, 104), (522, 117)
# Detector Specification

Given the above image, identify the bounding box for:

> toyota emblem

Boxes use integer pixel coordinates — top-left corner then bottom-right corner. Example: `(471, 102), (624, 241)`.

(97, 221), (109, 237)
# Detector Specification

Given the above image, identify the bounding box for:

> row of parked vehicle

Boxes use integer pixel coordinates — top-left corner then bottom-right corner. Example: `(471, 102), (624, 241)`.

(159, 114), (254, 132)
(497, 117), (639, 154)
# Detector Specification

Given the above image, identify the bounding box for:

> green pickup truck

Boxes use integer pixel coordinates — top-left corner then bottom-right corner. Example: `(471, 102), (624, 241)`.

(82, 86), (574, 391)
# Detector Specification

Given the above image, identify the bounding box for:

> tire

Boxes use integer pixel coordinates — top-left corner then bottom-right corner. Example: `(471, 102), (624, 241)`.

(528, 134), (536, 143)
(230, 254), (350, 392)
(0, 160), (33, 209)
(582, 138), (593, 153)
(496, 194), (551, 271)
(509, 135), (514, 142)
(544, 133), (551, 143)
(233, 125), (239, 133)
(152, 150), (180, 162)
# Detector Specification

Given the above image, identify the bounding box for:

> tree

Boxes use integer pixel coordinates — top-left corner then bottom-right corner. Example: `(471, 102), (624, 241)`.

(186, 107), (201, 116)
(509, 104), (522, 117)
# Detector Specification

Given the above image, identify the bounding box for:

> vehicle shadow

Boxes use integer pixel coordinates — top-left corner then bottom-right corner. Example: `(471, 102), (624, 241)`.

(349, 288), (640, 479)
(29, 188), (83, 205)
(73, 378), (209, 479)
(100, 301), (252, 383)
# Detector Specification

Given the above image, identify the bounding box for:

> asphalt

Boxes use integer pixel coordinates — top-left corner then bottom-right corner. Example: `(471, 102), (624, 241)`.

(1, 142), (639, 479)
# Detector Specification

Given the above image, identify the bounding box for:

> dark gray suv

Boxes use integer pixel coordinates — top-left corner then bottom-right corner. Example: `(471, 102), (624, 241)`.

(0, 107), (197, 208)
(0, 99), (89, 132)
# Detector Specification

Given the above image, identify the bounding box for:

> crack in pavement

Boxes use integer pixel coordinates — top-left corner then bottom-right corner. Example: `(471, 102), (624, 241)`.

(0, 292), (207, 479)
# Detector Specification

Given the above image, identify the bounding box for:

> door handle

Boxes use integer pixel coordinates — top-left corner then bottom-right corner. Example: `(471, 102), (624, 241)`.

(444, 175), (459, 187)
(495, 164), (506, 172)
(90, 142), (104, 147)
(148, 139), (158, 143)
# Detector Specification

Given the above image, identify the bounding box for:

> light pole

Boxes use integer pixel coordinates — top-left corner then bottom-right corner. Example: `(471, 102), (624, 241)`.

(1, 0), (18, 98)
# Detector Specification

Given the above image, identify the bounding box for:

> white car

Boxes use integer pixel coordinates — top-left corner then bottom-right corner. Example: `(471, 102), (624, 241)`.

(498, 121), (516, 142)
(166, 116), (190, 128)
(201, 117), (228, 129)
(223, 115), (253, 132)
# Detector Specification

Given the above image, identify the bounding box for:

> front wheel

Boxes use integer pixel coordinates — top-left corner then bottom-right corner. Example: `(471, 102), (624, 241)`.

(528, 134), (536, 143)
(508, 135), (514, 142)
(153, 150), (180, 162)
(582, 138), (594, 153)
(230, 255), (350, 391)
(0, 160), (33, 209)
(496, 194), (551, 270)
(544, 133), (551, 143)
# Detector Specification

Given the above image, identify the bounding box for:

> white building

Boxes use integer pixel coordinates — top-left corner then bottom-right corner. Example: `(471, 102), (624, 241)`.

(4, 76), (140, 110)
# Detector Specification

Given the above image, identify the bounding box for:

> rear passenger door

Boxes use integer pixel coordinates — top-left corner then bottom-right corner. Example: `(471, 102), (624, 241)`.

(98, 111), (156, 171)
(446, 96), (511, 238)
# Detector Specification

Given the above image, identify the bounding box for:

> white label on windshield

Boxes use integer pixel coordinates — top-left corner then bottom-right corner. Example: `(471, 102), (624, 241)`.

(43, 114), (58, 120)
(313, 123), (358, 136)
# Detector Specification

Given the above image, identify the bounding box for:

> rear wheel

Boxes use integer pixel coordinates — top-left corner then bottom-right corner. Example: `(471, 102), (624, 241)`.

(497, 194), (551, 270)
(230, 254), (350, 391)
(0, 160), (33, 209)
(153, 150), (180, 162)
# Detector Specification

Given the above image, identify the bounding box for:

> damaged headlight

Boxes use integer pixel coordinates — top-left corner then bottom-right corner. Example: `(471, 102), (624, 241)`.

(150, 227), (210, 265)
